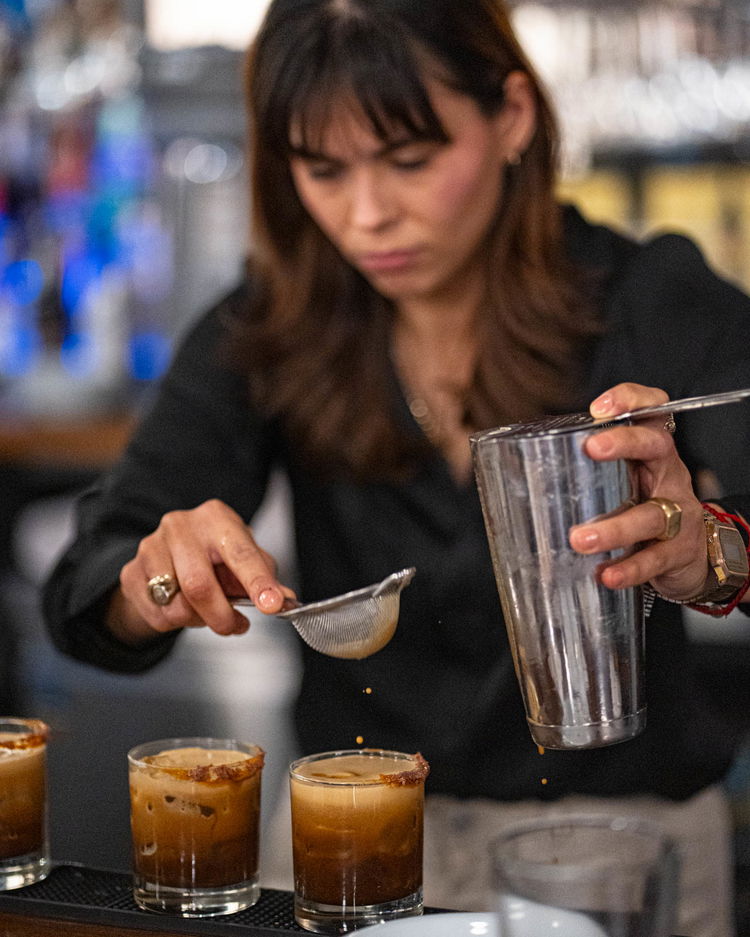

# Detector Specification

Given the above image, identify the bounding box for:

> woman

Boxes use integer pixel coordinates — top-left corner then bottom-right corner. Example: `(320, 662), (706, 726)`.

(43, 1), (750, 934)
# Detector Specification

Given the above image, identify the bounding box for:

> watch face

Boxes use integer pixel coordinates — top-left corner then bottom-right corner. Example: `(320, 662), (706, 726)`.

(720, 528), (750, 574)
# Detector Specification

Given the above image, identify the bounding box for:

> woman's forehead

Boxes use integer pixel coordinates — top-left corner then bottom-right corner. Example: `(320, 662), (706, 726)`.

(287, 78), (447, 153)
(289, 97), (392, 150)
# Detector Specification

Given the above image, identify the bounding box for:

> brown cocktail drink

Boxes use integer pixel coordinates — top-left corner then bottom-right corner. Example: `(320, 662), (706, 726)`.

(0, 718), (49, 890)
(290, 749), (429, 933)
(128, 738), (264, 916)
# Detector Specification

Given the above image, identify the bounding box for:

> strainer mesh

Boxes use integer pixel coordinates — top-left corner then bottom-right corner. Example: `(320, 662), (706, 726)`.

(292, 594), (399, 658)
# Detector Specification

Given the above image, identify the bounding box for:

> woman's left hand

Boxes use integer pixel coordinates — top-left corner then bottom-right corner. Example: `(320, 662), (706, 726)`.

(568, 382), (709, 601)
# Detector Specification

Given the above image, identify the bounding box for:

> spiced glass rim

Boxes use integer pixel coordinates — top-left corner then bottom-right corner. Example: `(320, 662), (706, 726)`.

(128, 737), (265, 782)
(0, 718), (49, 750)
(289, 748), (429, 786)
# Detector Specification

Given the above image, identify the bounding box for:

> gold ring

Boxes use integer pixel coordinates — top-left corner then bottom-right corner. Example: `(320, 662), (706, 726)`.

(663, 415), (677, 434)
(646, 497), (682, 541)
(147, 573), (179, 606)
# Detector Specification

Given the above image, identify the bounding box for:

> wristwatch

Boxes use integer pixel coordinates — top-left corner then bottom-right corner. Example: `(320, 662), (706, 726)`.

(687, 511), (749, 604)
(643, 508), (750, 616)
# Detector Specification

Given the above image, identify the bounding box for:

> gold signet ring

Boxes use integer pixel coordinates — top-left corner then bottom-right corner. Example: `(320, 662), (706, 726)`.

(663, 415), (677, 434)
(646, 497), (682, 541)
(147, 573), (179, 606)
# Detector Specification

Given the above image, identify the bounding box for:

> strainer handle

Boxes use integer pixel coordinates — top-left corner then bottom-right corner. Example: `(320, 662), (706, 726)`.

(230, 597), (301, 610)
(614, 388), (750, 423)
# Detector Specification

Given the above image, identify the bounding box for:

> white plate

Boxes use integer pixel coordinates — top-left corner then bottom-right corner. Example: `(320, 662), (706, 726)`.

(356, 903), (607, 936)
(356, 913), (498, 936)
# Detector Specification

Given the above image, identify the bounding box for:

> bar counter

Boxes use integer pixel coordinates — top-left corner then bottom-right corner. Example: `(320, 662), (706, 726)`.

(0, 864), (308, 936)
(0, 413), (136, 469)
(0, 865), (452, 936)
(0, 864), (691, 936)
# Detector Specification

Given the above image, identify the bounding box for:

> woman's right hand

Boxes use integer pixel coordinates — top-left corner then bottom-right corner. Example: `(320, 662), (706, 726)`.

(107, 499), (297, 645)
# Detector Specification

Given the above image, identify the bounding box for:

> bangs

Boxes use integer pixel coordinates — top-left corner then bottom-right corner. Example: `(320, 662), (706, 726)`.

(264, 11), (450, 157)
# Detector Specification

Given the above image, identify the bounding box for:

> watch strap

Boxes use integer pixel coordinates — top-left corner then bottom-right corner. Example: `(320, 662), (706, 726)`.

(645, 503), (750, 619)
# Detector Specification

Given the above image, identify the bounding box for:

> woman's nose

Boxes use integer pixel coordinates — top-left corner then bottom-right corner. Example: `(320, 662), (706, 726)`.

(348, 171), (395, 230)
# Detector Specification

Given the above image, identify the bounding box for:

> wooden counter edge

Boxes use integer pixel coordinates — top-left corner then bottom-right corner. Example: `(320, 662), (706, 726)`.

(0, 909), (183, 937)
(0, 414), (137, 469)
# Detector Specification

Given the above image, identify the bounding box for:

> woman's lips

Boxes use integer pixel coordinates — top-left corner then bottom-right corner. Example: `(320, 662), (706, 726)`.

(356, 249), (420, 274)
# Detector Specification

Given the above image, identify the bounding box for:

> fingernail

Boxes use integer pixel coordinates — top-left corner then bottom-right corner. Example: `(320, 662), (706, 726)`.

(607, 569), (625, 588)
(258, 588), (280, 609)
(591, 394), (613, 416)
(576, 529), (600, 551)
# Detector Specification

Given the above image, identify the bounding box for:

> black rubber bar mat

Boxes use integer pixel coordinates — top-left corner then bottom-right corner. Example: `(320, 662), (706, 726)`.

(0, 864), (305, 934)
(0, 865), (687, 936)
(0, 865), (447, 934)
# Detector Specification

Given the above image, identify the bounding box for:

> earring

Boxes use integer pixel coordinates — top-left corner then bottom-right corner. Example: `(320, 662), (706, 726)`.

(507, 152), (521, 166)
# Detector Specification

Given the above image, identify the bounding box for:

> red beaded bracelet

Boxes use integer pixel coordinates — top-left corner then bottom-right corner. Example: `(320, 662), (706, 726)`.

(685, 503), (750, 618)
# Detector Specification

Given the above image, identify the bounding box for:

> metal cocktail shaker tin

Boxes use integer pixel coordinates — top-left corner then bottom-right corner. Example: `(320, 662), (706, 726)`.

(471, 413), (644, 750)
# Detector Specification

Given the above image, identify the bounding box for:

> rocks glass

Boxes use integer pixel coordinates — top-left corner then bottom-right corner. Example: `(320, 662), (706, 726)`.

(490, 814), (680, 937)
(128, 737), (264, 916)
(0, 718), (50, 890)
(290, 749), (429, 933)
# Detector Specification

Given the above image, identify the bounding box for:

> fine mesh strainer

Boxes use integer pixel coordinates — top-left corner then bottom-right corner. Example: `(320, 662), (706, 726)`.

(232, 567), (416, 659)
(487, 387), (750, 438)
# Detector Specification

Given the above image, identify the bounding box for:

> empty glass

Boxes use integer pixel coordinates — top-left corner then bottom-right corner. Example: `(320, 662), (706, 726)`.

(490, 814), (680, 937)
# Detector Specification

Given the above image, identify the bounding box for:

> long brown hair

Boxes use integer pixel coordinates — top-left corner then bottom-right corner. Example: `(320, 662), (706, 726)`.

(238, 0), (600, 480)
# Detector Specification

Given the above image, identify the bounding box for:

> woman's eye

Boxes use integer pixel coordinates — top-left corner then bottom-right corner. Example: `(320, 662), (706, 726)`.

(290, 157), (342, 181)
(393, 156), (429, 171)
(391, 145), (435, 171)
(306, 163), (342, 180)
